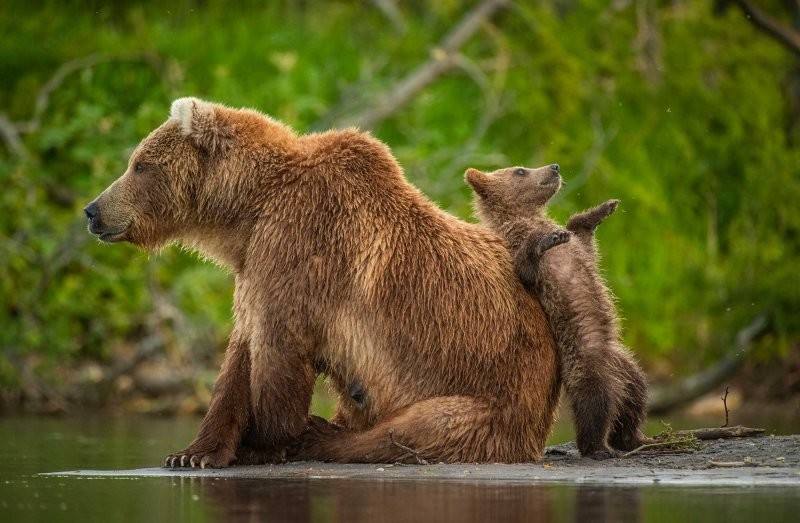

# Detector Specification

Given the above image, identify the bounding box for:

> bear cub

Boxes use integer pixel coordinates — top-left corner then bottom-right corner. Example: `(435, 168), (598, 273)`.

(466, 164), (650, 459)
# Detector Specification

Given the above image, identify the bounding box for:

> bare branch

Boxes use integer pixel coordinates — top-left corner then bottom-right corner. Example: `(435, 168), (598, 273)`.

(370, 0), (407, 35)
(648, 313), (770, 414)
(720, 386), (730, 427)
(0, 114), (28, 158)
(729, 0), (800, 56)
(336, 0), (509, 129)
(0, 52), (169, 156)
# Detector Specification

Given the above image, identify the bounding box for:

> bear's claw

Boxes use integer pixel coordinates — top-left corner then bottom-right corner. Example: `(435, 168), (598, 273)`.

(164, 446), (235, 469)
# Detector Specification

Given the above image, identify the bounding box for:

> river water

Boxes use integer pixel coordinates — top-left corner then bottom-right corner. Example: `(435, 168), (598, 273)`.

(0, 415), (797, 522)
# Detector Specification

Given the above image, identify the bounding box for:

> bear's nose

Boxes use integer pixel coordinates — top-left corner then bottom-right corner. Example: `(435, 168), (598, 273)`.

(84, 201), (99, 220)
(549, 164), (560, 174)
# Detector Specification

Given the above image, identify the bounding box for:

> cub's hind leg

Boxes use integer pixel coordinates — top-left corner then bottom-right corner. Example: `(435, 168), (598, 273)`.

(607, 348), (651, 451)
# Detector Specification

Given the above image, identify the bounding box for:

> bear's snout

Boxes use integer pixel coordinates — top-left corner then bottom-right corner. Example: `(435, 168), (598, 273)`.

(84, 201), (99, 220)
(83, 198), (130, 241)
(84, 200), (103, 234)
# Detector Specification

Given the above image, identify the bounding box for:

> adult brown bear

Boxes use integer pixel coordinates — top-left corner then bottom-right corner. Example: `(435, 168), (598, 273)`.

(84, 98), (560, 467)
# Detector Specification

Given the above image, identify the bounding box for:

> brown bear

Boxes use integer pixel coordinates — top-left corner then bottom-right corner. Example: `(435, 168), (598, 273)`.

(84, 98), (561, 467)
(465, 165), (649, 459)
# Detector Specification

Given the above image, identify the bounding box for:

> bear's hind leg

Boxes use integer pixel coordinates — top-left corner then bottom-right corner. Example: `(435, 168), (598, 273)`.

(291, 396), (543, 464)
(608, 349), (651, 452)
(565, 350), (622, 460)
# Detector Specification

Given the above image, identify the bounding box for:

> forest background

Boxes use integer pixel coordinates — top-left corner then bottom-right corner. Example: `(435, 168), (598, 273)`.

(1, 0), (798, 415)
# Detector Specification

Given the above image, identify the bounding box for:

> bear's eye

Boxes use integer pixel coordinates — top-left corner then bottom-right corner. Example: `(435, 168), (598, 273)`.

(514, 168), (527, 176)
(134, 162), (145, 174)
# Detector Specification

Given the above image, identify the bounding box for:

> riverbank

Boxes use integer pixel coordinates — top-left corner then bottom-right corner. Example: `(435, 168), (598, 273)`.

(47, 434), (800, 486)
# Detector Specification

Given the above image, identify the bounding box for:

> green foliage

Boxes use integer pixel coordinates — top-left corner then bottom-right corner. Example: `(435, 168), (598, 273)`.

(1, 0), (798, 387)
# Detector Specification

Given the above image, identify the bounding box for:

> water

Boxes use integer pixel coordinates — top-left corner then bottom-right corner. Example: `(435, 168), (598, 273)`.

(0, 416), (798, 522)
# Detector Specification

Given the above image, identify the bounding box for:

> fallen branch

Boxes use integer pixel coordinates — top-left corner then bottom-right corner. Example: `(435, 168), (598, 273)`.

(388, 429), (428, 465)
(708, 459), (759, 468)
(670, 426), (765, 441)
(647, 313), (770, 414)
(334, 0), (509, 129)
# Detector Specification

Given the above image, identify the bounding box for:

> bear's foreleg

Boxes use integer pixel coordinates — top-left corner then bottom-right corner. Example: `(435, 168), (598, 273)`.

(247, 324), (317, 454)
(565, 199), (619, 254)
(165, 329), (251, 468)
(515, 232), (568, 290)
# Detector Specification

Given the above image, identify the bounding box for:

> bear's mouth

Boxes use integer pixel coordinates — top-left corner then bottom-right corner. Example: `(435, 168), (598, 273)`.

(539, 174), (562, 187)
(97, 223), (131, 243)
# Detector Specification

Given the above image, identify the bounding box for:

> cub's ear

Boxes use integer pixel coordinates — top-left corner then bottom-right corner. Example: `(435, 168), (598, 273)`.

(465, 168), (490, 199)
(170, 97), (232, 153)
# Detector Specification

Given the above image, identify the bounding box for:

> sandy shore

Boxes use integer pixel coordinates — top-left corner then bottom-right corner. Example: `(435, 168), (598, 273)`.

(46, 434), (800, 486)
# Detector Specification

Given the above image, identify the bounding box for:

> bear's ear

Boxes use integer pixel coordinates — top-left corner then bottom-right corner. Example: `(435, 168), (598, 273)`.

(465, 168), (491, 199)
(170, 97), (232, 153)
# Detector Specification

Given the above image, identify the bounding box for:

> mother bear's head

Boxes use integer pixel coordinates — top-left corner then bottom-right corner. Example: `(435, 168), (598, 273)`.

(83, 98), (297, 254)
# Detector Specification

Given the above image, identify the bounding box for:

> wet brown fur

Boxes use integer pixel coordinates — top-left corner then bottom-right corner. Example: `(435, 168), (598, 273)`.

(85, 98), (561, 466)
(465, 165), (649, 458)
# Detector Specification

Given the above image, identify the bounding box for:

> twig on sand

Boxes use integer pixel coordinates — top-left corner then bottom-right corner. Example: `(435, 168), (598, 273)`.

(708, 458), (760, 468)
(388, 429), (429, 465)
(622, 438), (699, 458)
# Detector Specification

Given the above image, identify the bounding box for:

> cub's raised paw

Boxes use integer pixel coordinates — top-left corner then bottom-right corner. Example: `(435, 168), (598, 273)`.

(164, 446), (236, 469)
(601, 199), (620, 217)
(537, 230), (571, 256)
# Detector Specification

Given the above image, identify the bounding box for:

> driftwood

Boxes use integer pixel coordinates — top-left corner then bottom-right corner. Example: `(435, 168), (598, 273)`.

(671, 426), (765, 441)
(623, 425), (765, 458)
(647, 313), (770, 414)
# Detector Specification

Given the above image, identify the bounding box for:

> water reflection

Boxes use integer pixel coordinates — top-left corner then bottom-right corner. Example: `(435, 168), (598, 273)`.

(195, 476), (642, 523)
(574, 486), (640, 523)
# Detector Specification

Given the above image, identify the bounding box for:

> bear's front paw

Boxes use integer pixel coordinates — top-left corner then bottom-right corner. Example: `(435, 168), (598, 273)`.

(164, 445), (236, 469)
(537, 230), (571, 256)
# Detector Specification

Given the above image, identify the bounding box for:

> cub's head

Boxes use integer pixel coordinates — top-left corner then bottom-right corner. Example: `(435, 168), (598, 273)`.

(83, 97), (291, 254)
(465, 164), (561, 227)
